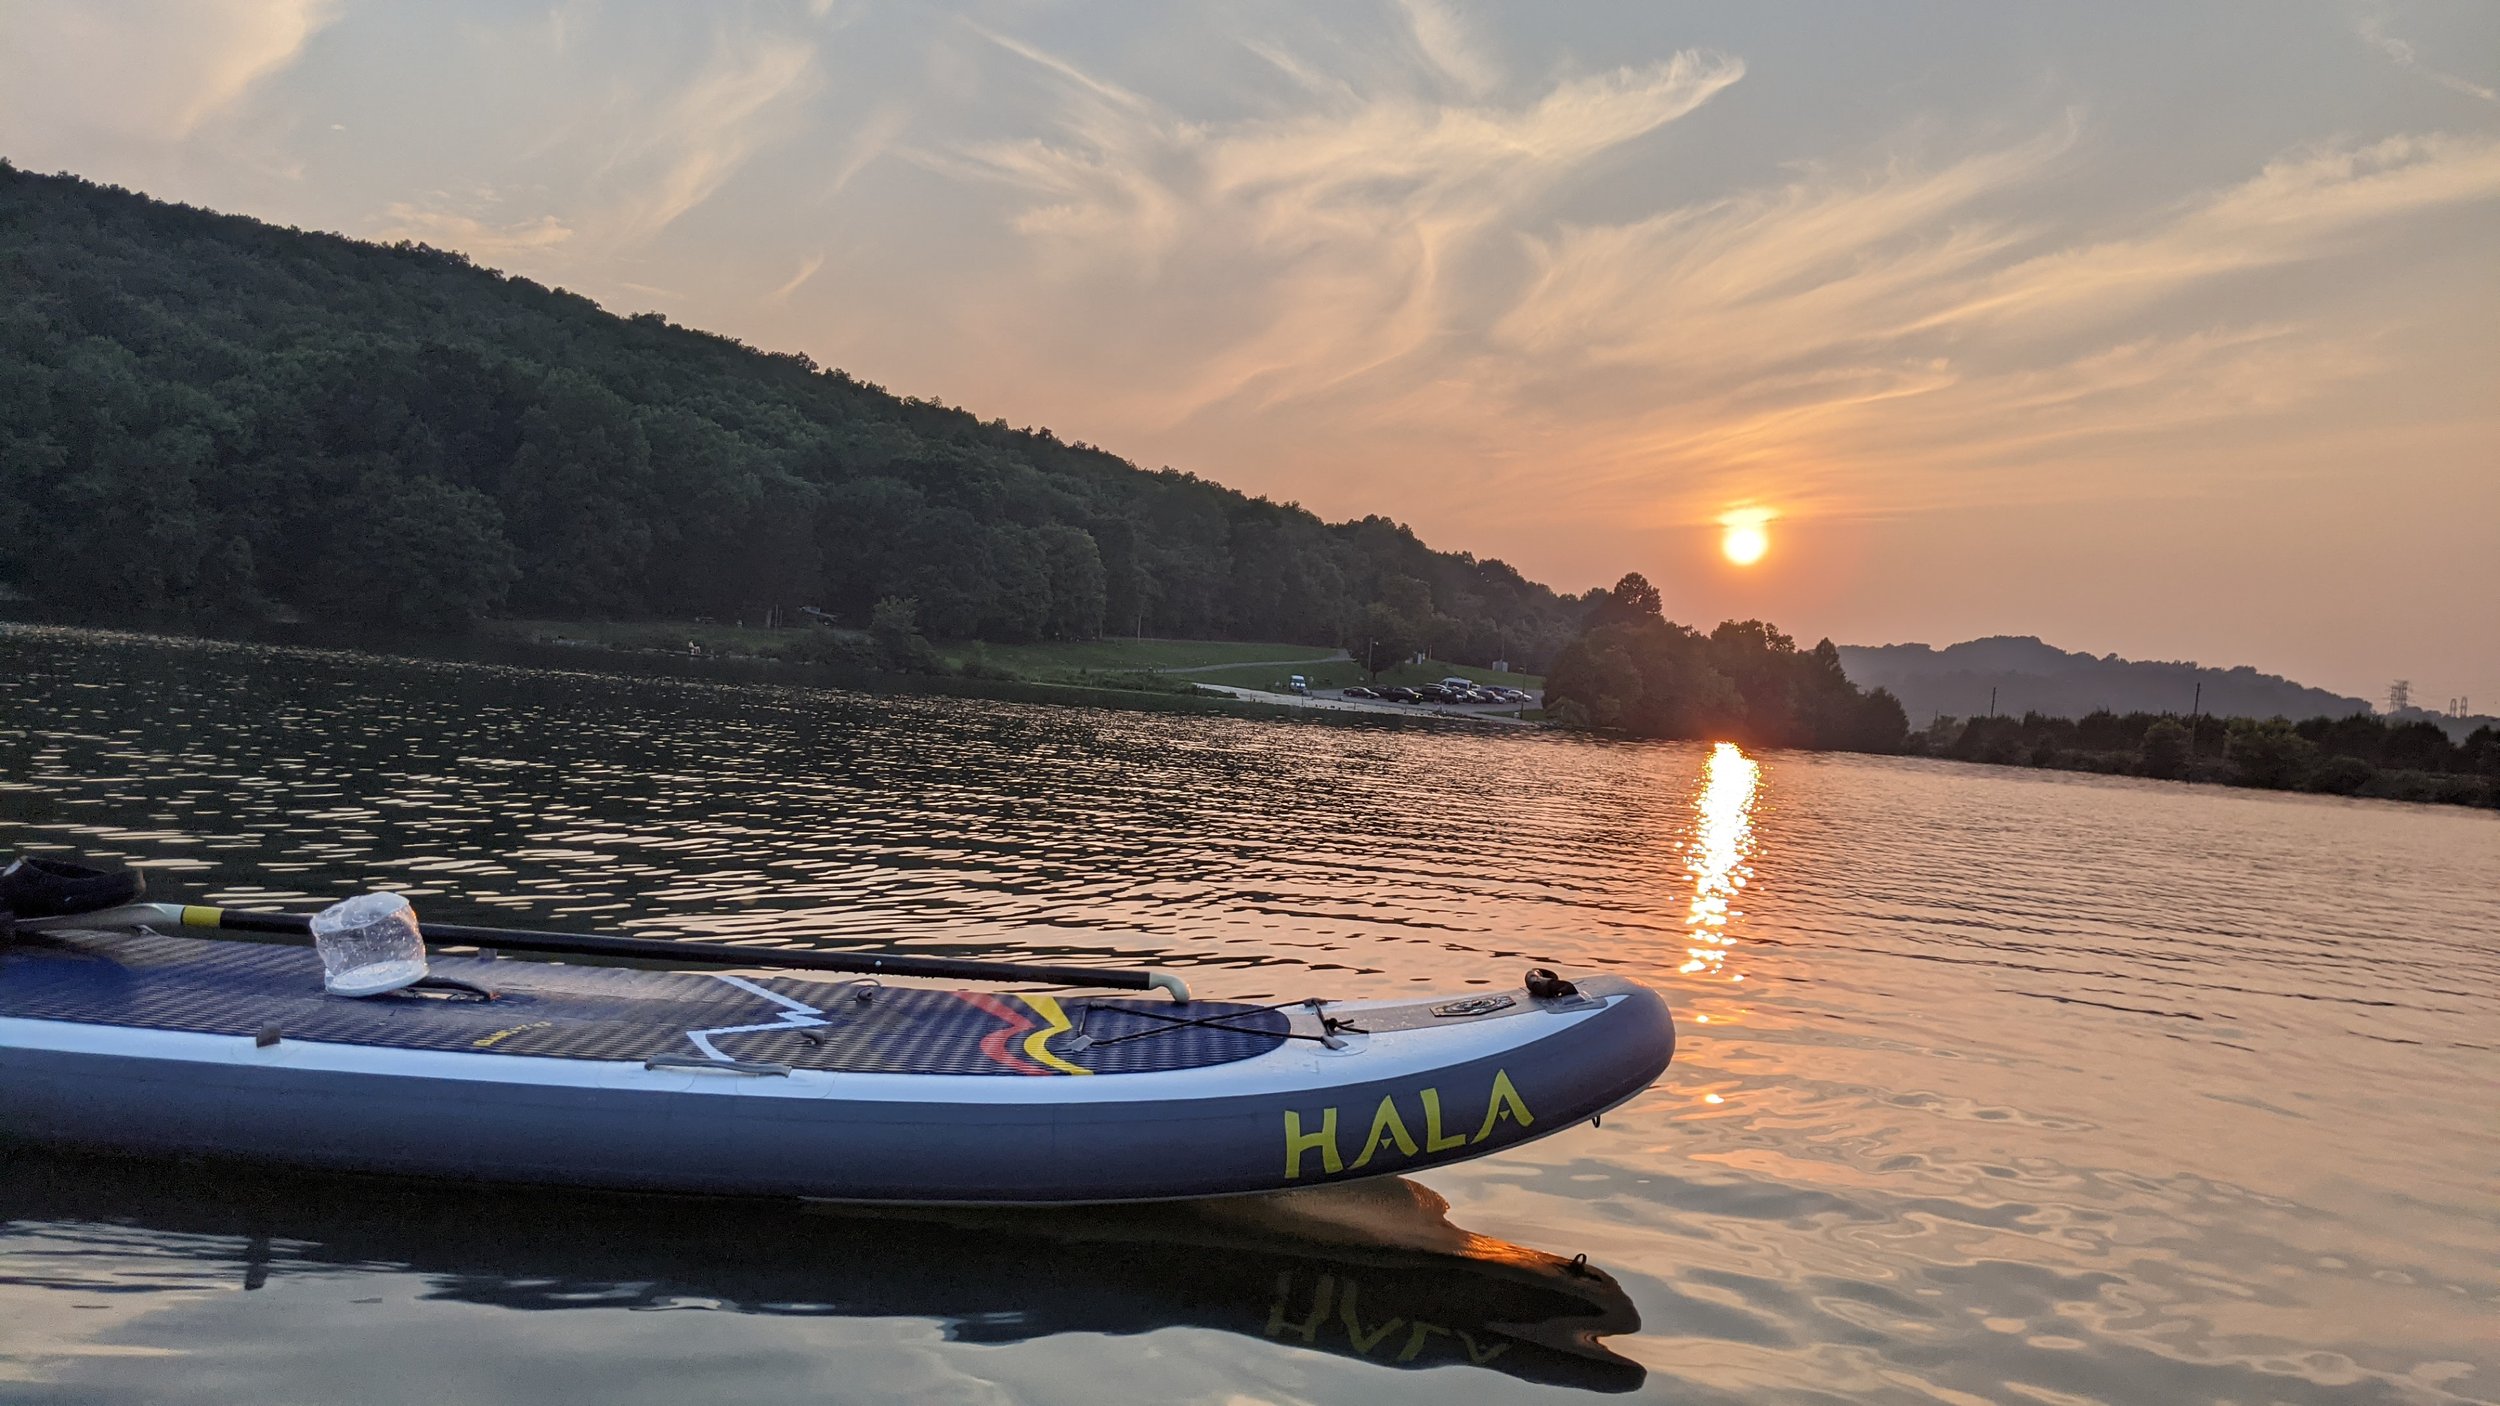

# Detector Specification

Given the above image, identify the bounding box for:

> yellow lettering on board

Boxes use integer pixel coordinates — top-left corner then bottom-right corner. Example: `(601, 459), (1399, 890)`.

(1337, 1279), (1406, 1355)
(1417, 1088), (1469, 1152)
(471, 1021), (552, 1049)
(1349, 1094), (1420, 1170)
(1283, 1107), (1344, 1179)
(1472, 1068), (1534, 1142)
(1265, 1271), (1333, 1343)
(1458, 1331), (1512, 1366)
(1398, 1321), (1452, 1363)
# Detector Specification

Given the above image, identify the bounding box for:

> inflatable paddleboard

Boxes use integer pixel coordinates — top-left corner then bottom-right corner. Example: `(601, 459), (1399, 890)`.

(0, 928), (1675, 1204)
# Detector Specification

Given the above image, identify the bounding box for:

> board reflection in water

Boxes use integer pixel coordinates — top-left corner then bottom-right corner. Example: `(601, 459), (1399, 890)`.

(0, 1150), (1644, 1394)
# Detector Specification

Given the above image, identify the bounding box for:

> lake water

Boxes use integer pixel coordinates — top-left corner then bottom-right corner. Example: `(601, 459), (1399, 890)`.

(3, 627), (2495, 1405)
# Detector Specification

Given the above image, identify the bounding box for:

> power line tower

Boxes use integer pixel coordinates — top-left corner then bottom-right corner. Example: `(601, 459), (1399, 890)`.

(2386, 680), (2411, 714)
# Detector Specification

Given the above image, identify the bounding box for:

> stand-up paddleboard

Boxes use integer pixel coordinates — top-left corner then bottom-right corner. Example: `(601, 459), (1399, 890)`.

(0, 866), (1676, 1205)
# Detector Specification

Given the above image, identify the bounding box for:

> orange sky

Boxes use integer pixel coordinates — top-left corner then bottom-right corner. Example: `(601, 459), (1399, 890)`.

(3, 1), (2494, 705)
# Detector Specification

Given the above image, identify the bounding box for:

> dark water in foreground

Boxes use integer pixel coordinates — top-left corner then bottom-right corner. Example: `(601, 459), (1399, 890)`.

(2, 627), (2495, 1405)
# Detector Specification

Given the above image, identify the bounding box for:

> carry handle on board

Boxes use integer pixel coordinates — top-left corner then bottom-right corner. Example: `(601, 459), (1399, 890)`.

(21, 901), (1193, 1002)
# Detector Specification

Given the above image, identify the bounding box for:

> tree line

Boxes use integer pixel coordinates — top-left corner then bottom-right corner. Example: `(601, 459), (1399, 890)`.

(0, 163), (1587, 667)
(1912, 709), (2499, 808)
(1542, 574), (1911, 752)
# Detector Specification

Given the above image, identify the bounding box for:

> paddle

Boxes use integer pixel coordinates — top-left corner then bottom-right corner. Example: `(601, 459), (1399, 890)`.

(28, 901), (1192, 1002)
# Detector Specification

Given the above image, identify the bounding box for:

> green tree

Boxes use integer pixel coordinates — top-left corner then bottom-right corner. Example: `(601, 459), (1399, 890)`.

(1590, 572), (1663, 629)
(1545, 619), (1742, 739)
(2137, 718), (2192, 779)
(2307, 754), (2374, 794)
(1849, 687), (1910, 753)
(2462, 726), (2499, 779)
(1038, 524), (1107, 639)
(303, 472), (519, 629)
(1345, 601), (1425, 679)
(2225, 719), (2316, 789)
(868, 595), (942, 673)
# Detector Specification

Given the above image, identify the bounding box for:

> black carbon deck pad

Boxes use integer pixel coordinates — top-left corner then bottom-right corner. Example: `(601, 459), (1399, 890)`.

(0, 931), (1288, 1077)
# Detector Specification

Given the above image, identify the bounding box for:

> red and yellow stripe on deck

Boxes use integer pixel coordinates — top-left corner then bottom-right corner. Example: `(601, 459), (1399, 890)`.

(1014, 994), (1092, 1076)
(954, 992), (1093, 1075)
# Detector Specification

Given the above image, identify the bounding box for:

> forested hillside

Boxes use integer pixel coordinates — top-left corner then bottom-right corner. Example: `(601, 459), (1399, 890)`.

(0, 163), (1586, 663)
(1837, 637), (2371, 725)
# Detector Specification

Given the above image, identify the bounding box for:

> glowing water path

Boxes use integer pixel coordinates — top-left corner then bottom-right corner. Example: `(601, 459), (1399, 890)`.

(1680, 742), (1759, 979)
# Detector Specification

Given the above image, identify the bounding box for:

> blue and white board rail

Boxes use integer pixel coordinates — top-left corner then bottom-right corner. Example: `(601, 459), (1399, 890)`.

(0, 927), (1676, 1205)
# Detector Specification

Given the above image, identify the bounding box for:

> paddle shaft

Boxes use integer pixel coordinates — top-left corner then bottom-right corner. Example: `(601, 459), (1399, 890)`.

(167, 904), (1183, 997)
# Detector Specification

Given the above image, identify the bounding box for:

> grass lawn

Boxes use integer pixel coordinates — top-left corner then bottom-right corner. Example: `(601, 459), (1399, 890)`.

(488, 617), (819, 655)
(485, 621), (1539, 697)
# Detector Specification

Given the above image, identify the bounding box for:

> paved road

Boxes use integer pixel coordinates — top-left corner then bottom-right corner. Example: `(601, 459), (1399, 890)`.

(1192, 683), (1536, 726)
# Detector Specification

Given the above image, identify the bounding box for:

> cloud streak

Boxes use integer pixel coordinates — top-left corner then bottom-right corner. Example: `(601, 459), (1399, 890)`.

(600, 31), (819, 241)
(912, 9), (2499, 546)
(2359, 13), (2498, 103)
(917, 21), (1743, 433)
(374, 201), (573, 259)
(0, 0), (337, 142)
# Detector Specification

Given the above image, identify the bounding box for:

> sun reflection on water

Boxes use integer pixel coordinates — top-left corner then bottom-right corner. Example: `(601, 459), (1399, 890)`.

(1680, 742), (1759, 979)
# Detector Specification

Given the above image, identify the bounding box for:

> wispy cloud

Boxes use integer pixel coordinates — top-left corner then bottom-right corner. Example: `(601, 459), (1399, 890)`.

(0, 0), (337, 141)
(1396, 0), (1501, 97)
(767, 251), (826, 303)
(912, 12), (2500, 543)
(1468, 128), (2500, 525)
(374, 202), (573, 259)
(1919, 133), (2500, 335)
(601, 33), (819, 241)
(2358, 12), (2498, 103)
(917, 21), (1742, 429)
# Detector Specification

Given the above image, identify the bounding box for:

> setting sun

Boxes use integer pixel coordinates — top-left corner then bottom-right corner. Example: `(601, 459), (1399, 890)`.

(1718, 508), (1774, 566)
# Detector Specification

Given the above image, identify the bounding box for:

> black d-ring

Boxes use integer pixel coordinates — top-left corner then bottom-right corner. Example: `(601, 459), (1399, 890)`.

(1525, 967), (1578, 1000)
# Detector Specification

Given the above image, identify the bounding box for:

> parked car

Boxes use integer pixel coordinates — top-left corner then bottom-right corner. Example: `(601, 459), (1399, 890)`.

(1342, 686), (1378, 699)
(1376, 686), (1419, 702)
(1438, 676), (1475, 690)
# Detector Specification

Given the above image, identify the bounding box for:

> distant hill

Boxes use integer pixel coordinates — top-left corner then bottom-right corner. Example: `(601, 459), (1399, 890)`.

(0, 161), (1581, 662)
(1837, 636), (2374, 726)
(2388, 706), (2500, 746)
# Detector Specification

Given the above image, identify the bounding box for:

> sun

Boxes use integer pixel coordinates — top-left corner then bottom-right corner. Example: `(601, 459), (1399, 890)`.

(1718, 508), (1773, 566)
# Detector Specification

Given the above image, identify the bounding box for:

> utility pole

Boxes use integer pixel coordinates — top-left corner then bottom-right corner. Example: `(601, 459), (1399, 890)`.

(1988, 686), (1997, 719)
(2186, 680), (2201, 777)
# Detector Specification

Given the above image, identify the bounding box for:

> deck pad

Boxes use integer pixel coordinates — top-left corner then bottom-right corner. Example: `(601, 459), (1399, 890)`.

(0, 931), (1287, 1076)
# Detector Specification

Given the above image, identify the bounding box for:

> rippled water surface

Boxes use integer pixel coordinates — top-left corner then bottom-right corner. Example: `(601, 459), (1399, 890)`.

(3, 628), (2496, 1405)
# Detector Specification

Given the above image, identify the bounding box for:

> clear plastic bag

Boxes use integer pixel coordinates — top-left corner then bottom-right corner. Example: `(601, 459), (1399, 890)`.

(311, 891), (428, 997)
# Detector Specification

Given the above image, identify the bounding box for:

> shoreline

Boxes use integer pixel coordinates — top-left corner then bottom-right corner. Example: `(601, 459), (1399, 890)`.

(0, 613), (1541, 736)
